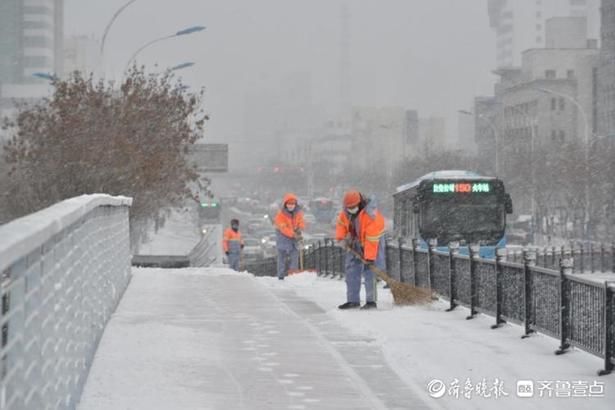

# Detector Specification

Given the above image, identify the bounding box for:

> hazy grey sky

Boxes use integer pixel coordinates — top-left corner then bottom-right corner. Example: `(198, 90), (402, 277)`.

(65, 0), (496, 141)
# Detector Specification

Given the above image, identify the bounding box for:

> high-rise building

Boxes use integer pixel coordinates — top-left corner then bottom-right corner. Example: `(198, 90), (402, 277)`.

(1, 0), (64, 122)
(598, 0), (615, 136)
(0, 0), (64, 84)
(488, 0), (600, 68)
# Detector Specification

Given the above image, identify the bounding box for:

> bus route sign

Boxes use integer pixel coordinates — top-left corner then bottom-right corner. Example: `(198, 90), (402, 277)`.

(433, 182), (491, 194)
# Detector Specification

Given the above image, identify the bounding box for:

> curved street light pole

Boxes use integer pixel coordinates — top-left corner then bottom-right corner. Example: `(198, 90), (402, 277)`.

(100, 0), (138, 57)
(534, 87), (591, 239)
(124, 26), (205, 73)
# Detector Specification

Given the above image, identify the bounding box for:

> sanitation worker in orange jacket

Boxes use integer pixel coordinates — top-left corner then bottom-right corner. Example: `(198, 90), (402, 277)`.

(335, 190), (386, 310)
(274, 193), (305, 280)
(223, 219), (244, 271)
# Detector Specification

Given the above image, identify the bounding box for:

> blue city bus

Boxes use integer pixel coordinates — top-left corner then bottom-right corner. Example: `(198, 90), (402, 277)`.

(393, 170), (513, 259)
(197, 198), (222, 224)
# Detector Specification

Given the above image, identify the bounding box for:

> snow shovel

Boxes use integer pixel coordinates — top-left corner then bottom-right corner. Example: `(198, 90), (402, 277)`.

(343, 245), (432, 305)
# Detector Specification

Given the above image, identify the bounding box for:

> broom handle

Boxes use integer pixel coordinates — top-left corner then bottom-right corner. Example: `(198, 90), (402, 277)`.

(299, 240), (304, 271)
(342, 244), (393, 283)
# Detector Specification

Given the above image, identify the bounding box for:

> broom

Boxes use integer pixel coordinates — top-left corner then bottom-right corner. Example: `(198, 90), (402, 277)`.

(343, 245), (432, 305)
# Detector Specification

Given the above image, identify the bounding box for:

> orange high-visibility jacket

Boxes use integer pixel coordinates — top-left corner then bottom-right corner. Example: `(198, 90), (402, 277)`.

(274, 209), (305, 239)
(223, 228), (244, 253)
(335, 206), (385, 261)
(274, 193), (306, 239)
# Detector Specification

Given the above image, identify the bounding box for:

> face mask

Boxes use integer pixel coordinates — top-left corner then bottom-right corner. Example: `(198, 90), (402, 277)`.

(286, 204), (296, 212)
(231, 224), (239, 231)
(347, 206), (359, 215)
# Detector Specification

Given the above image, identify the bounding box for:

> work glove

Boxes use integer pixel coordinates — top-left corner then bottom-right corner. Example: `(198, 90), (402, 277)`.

(240, 244), (244, 249)
(225, 251), (229, 256)
(294, 229), (303, 240)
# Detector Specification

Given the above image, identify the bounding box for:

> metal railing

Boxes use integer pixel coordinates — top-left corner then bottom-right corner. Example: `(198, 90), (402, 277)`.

(505, 242), (615, 273)
(245, 238), (615, 376)
(0, 195), (133, 410)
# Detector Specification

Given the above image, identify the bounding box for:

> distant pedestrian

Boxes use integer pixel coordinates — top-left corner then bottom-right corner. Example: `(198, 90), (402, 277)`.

(223, 219), (244, 271)
(274, 193), (305, 280)
(336, 190), (386, 310)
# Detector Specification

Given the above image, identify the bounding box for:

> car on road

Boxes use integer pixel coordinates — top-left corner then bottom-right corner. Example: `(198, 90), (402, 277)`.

(260, 234), (277, 258)
(242, 237), (264, 261)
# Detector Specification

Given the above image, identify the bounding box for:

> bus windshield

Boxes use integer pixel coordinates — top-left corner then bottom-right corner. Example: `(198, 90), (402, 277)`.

(420, 197), (504, 244)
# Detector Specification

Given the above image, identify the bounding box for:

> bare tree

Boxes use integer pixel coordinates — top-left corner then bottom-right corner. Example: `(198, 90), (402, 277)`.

(2, 68), (208, 244)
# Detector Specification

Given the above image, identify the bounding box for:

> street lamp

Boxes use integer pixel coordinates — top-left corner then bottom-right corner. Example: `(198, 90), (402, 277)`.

(534, 87), (590, 239)
(124, 25), (206, 73)
(170, 62), (195, 72)
(100, 0), (138, 57)
(32, 72), (57, 82)
(459, 109), (500, 175)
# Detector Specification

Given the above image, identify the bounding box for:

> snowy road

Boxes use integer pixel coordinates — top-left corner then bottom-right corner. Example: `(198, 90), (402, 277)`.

(78, 269), (614, 410)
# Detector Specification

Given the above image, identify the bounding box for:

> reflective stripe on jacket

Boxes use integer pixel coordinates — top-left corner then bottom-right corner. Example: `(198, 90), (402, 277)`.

(223, 228), (243, 254)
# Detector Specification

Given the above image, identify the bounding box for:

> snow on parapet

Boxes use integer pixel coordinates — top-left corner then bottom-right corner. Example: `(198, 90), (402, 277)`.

(0, 194), (132, 272)
(395, 170), (493, 193)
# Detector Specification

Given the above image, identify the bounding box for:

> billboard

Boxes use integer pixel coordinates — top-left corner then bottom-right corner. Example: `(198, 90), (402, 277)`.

(188, 143), (228, 173)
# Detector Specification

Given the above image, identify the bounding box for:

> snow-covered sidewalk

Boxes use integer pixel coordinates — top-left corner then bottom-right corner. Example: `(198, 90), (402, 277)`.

(78, 268), (614, 410)
(137, 208), (201, 256)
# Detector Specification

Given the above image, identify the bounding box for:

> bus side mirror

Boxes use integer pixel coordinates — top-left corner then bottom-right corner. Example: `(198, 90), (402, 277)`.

(413, 203), (420, 214)
(505, 194), (513, 214)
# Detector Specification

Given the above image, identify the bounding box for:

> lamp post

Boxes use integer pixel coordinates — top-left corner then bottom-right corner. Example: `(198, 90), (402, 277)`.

(100, 0), (138, 57)
(459, 109), (500, 176)
(534, 87), (590, 239)
(124, 25), (206, 73)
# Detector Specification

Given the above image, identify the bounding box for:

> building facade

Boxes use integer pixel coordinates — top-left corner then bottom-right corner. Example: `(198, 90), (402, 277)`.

(488, 0), (600, 68)
(477, 17), (599, 214)
(598, 0), (615, 136)
(0, 0), (63, 84)
(0, 0), (64, 121)
(64, 35), (100, 77)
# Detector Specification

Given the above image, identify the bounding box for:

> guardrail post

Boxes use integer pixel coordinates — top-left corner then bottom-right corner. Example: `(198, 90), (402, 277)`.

(427, 239), (437, 290)
(447, 241), (459, 312)
(590, 242), (595, 273)
(467, 244), (479, 320)
(315, 241), (321, 276)
(599, 282), (614, 376)
(555, 257), (573, 355)
(411, 238), (419, 287)
(580, 243), (585, 273)
(552, 246), (557, 269)
(323, 239), (330, 277)
(522, 249), (537, 338)
(398, 237), (405, 283)
(491, 247), (507, 329)
(600, 243), (605, 273)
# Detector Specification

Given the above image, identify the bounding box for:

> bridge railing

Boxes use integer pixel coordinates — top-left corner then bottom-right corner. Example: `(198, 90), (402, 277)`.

(0, 195), (132, 410)
(245, 238), (614, 376)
